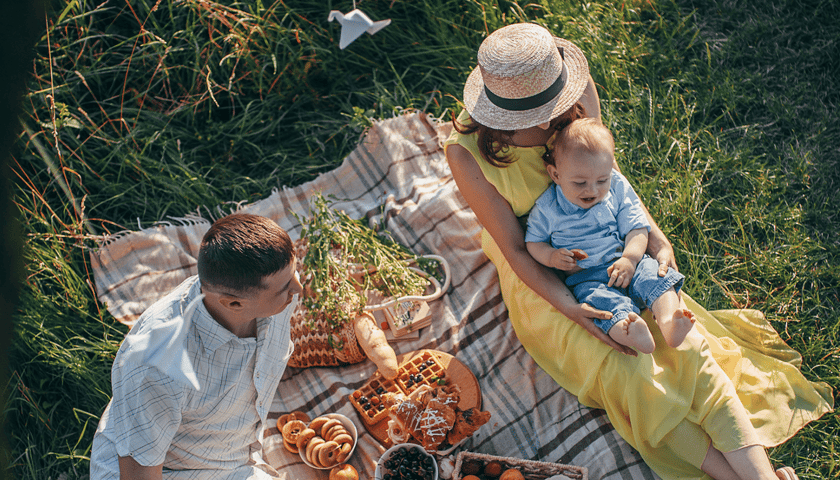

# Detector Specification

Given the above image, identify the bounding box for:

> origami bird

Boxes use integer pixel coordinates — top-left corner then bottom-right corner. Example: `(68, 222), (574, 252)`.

(327, 9), (391, 49)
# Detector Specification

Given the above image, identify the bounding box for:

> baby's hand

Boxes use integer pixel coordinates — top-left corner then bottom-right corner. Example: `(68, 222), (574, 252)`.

(607, 257), (636, 288)
(550, 248), (583, 271)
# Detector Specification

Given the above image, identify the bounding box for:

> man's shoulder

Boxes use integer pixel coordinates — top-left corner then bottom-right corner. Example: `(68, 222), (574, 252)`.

(131, 276), (199, 333)
(114, 276), (203, 387)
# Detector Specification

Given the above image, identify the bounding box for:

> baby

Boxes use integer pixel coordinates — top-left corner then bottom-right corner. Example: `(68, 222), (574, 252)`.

(525, 118), (694, 353)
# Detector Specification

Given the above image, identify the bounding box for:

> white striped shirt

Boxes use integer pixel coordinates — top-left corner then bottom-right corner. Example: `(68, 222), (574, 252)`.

(91, 276), (295, 479)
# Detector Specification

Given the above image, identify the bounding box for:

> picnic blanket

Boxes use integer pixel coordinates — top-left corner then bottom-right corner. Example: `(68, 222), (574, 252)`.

(90, 111), (831, 479)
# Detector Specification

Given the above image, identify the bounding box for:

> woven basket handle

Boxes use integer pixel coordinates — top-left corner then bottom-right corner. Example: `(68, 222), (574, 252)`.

(363, 254), (451, 311)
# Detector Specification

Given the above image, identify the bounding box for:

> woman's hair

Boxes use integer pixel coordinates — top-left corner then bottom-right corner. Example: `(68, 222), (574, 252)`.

(453, 103), (586, 168)
(197, 213), (293, 295)
(549, 117), (614, 167)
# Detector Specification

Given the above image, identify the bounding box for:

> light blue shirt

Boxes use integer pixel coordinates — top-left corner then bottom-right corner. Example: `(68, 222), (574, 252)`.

(525, 169), (650, 269)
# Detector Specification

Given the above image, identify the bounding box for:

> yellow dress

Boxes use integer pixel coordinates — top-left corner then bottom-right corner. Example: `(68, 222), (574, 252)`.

(444, 110), (833, 480)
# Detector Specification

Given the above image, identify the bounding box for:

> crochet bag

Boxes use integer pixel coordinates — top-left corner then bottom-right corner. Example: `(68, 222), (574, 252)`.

(288, 306), (367, 368)
(287, 250), (450, 369)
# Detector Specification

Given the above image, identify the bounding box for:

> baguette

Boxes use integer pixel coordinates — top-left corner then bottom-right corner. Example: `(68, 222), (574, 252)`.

(353, 312), (399, 379)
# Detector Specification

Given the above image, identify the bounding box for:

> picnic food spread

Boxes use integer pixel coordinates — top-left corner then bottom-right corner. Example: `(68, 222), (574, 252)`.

(350, 350), (450, 425)
(353, 311), (399, 379)
(376, 443), (437, 480)
(328, 464), (359, 480)
(383, 385), (491, 452)
(281, 196), (576, 476)
(454, 451), (588, 480)
(348, 349), (489, 451)
(278, 412), (358, 469)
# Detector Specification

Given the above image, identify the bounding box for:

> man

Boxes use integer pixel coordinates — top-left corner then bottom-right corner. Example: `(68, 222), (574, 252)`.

(91, 213), (303, 479)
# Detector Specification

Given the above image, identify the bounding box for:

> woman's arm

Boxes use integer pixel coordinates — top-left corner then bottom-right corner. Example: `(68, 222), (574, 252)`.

(446, 143), (635, 355)
(580, 76), (601, 121)
(611, 172), (677, 276)
(581, 75), (678, 274)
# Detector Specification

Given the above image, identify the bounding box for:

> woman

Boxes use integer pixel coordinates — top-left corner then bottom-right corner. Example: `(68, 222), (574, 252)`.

(444, 23), (830, 480)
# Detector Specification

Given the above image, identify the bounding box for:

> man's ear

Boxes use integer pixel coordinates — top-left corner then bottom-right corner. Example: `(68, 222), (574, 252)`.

(218, 294), (246, 312)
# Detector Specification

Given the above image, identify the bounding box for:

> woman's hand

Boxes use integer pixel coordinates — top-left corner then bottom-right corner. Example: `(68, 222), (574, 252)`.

(647, 229), (678, 277)
(565, 303), (637, 356)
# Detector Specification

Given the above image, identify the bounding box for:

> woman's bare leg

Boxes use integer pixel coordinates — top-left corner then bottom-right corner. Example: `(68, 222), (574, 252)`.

(701, 444), (740, 480)
(702, 444), (788, 480)
(723, 444), (782, 480)
(775, 466), (799, 480)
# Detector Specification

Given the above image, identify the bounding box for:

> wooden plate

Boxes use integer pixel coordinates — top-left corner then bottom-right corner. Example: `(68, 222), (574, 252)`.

(349, 349), (481, 447)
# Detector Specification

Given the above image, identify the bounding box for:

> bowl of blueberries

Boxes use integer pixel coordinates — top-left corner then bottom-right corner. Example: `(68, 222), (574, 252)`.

(375, 443), (438, 480)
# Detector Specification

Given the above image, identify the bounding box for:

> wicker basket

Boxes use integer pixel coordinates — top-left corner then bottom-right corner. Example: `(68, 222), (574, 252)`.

(287, 236), (452, 369)
(453, 451), (587, 480)
(286, 238), (367, 369)
(287, 305), (367, 368)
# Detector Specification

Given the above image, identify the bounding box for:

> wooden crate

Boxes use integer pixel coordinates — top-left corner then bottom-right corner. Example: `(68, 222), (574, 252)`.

(453, 451), (587, 480)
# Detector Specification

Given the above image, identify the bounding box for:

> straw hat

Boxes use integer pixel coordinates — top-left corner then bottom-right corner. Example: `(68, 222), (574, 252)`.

(463, 23), (590, 131)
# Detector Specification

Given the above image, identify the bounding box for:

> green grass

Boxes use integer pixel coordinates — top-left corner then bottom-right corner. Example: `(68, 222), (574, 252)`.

(6, 0), (839, 478)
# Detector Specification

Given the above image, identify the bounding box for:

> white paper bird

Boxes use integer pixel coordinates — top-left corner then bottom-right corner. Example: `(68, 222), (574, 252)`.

(327, 9), (391, 49)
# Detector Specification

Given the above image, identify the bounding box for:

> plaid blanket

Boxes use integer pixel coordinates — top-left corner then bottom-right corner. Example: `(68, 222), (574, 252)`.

(91, 111), (659, 479)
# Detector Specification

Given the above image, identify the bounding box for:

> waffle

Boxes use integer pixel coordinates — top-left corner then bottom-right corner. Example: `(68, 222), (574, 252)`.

(349, 351), (447, 426)
(396, 351), (446, 397)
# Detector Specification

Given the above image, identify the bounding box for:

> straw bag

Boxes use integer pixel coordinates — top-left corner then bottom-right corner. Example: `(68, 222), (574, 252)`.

(287, 305), (367, 368)
(287, 254), (450, 369)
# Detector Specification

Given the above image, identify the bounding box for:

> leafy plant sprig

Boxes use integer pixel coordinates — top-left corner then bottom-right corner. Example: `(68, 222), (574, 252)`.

(294, 193), (435, 331)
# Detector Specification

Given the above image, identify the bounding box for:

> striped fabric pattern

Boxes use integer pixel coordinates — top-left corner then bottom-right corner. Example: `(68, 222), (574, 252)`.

(91, 111), (655, 479)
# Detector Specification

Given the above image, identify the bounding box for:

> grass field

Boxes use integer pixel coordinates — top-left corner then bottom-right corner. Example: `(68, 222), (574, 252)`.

(5, 0), (839, 478)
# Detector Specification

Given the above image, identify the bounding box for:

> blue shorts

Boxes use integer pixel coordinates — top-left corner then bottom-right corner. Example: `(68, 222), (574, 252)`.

(564, 256), (685, 335)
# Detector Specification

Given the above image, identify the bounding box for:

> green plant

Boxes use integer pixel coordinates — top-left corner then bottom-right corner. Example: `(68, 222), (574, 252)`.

(296, 193), (435, 333)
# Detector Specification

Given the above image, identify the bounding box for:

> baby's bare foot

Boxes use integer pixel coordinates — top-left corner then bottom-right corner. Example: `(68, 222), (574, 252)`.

(659, 308), (695, 348)
(609, 313), (655, 354)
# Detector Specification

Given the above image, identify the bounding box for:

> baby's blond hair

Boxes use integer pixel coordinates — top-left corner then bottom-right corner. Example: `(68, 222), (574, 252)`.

(550, 117), (615, 167)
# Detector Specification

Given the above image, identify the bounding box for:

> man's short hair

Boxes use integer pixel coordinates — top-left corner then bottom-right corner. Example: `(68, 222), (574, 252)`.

(197, 213), (293, 294)
(552, 117), (615, 167)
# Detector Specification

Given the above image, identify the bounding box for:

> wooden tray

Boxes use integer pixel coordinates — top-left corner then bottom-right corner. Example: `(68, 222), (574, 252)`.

(453, 451), (588, 480)
(349, 349), (482, 447)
